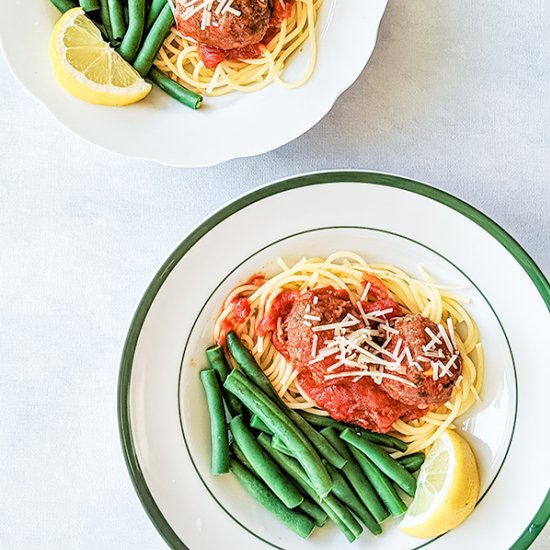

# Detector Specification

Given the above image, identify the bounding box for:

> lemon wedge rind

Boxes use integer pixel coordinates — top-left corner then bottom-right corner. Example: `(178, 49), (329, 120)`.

(399, 430), (480, 539)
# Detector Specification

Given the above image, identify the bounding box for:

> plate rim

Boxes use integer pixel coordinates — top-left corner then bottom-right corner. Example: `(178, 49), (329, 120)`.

(117, 170), (550, 550)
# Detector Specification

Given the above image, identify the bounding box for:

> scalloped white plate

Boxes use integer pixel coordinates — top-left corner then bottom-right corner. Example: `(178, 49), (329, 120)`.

(119, 172), (549, 549)
(0, 1), (387, 167)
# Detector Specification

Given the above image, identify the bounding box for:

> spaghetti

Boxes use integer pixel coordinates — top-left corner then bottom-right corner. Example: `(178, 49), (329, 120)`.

(214, 252), (484, 455)
(154, 0), (322, 96)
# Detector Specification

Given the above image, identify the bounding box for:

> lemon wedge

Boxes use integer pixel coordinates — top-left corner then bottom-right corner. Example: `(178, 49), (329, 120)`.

(49, 8), (151, 106)
(399, 430), (480, 538)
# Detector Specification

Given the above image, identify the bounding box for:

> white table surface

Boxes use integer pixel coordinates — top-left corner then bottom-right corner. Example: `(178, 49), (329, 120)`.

(1, 0), (548, 548)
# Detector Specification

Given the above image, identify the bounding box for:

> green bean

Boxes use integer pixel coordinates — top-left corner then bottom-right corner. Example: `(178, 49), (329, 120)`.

(347, 445), (407, 517)
(258, 435), (361, 541)
(341, 429), (416, 496)
(398, 452), (425, 473)
(287, 410), (347, 469)
(230, 458), (315, 539)
(257, 433), (322, 502)
(97, 0), (113, 40)
(224, 370), (332, 497)
(118, 0), (146, 62)
(234, 439), (327, 527)
(298, 411), (343, 429)
(146, 0), (166, 29)
(226, 333), (346, 468)
(200, 369), (229, 475)
(253, 435), (328, 524)
(297, 499), (328, 528)
(133, 4), (174, 77)
(321, 499), (358, 543)
(148, 69), (203, 110)
(271, 435), (295, 458)
(206, 346), (245, 418)
(230, 442), (253, 471)
(226, 331), (280, 400)
(321, 427), (389, 523)
(79, 0), (100, 11)
(50, 0), (77, 13)
(358, 431), (409, 453)
(107, 0), (127, 41)
(326, 500), (361, 542)
(298, 411), (408, 452)
(230, 416), (303, 509)
(250, 413), (273, 435)
(323, 494), (363, 541)
(205, 345), (230, 377)
(325, 462), (381, 535)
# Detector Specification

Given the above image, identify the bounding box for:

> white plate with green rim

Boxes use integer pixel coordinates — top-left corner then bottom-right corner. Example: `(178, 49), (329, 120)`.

(0, 1), (387, 167)
(118, 171), (550, 549)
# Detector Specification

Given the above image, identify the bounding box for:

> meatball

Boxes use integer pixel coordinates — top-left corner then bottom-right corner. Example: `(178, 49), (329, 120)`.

(283, 287), (422, 432)
(277, 289), (461, 432)
(380, 314), (462, 408)
(175, 0), (271, 50)
(285, 288), (356, 366)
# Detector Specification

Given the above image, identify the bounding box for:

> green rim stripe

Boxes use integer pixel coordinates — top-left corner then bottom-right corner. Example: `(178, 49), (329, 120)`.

(118, 171), (550, 550)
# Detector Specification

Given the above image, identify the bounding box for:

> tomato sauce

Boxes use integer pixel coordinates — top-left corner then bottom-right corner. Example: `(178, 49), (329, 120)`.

(215, 274), (266, 345)
(363, 273), (390, 299)
(218, 319), (234, 346)
(263, 0), (294, 43)
(199, 43), (264, 69)
(297, 368), (422, 433)
(257, 289), (298, 336)
(217, 295), (252, 346)
(360, 274), (402, 318)
(245, 273), (267, 287)
(198, 0), (295, 68)
(231, 296), (251, 321)
(257, 289), (298, 357)
(360, 297), (402, 318)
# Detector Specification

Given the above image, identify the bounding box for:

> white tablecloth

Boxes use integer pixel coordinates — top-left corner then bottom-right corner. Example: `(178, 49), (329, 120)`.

(1, 0), (548, 548)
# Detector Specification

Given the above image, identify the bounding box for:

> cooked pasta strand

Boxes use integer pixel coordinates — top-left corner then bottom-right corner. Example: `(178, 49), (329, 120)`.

(213, 254), (483, 456)
(153, 0), (321, 96)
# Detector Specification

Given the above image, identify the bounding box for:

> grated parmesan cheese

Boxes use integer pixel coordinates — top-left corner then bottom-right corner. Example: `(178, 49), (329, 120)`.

(438, 324), (454, 354)
(325, 369), (417, 388)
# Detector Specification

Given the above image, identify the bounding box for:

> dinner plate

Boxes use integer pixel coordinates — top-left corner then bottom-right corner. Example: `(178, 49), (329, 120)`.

(0, 1), (387, 167)
(118, 171), (549, 549)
